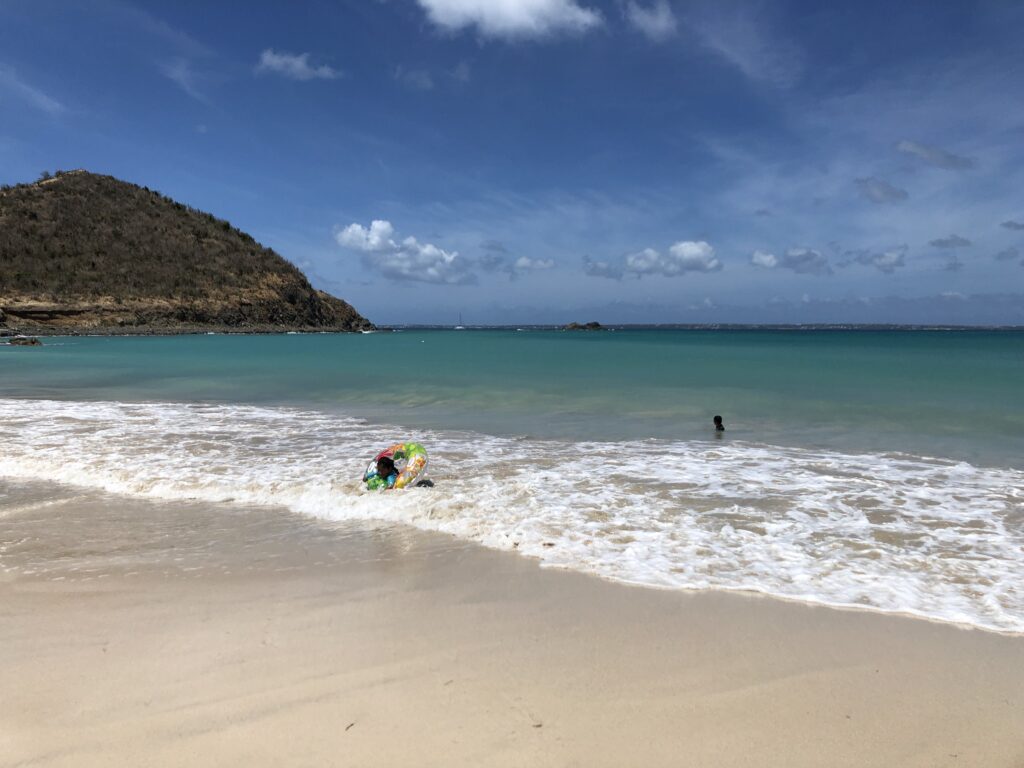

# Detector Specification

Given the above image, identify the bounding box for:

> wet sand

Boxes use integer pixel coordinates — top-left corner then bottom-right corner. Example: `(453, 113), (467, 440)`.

(2, 480), (1023, 767)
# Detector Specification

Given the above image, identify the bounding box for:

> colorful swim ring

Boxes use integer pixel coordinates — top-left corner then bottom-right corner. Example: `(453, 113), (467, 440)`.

(363, 442), (428, 490)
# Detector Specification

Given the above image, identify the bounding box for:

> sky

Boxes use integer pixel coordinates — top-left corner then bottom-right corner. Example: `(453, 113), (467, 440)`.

(1, 0), (1023, 325)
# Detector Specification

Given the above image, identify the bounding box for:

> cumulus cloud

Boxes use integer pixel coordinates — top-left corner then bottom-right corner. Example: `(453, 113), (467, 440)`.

(256, 49), (342, 80)
(868, 248), (907, 274)
(336, 220), (475, 284)
(855, 177), (908, 204)
(780, 248), (831, 275)
(750, 250), (778, 268)
(337, 220), (395, 252)
(583, 255), (624, 279)
(993, 247), (1019, 261)
(414, 0), (602, 39)
(513, 256), (554, 271)
(929, 234), (972, 248)
(1001, 220), (1024, 231)
(394, 66), (434, 91)
(0, 66), (64, 114)
(624, 241), (722, 277)
(585, 240), (722, 279)
(841, 245), (907, 274)
(625, 1), (677, 41)
(896, 139), (975, 170)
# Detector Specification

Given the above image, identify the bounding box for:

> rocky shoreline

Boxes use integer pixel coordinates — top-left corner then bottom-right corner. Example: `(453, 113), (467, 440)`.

(0, 295), (374, 336)
(1, 327), (371, 337)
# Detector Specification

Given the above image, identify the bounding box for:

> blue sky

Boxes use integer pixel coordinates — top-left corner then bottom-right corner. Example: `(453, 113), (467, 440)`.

(2, 0), (1022, 324)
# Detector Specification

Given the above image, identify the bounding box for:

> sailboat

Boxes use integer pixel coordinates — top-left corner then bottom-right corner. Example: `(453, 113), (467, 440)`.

(454, 312), (465, 330)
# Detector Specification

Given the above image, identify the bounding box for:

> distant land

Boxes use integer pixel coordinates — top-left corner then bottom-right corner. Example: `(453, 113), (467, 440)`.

(0, 170), (372, 334)
(384, 324), (1023, 331)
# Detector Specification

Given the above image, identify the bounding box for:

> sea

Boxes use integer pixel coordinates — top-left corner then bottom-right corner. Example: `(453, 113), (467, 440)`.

(1, 329), (1022, 633)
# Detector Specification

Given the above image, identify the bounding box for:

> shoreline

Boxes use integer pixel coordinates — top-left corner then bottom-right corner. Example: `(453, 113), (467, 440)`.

(4, 325), (1024, 337)
(1, 469), (1021, 638)
(1, 394), (1022, 635)
(0, 326), (374, 337)
(3, 481), (1022, 767)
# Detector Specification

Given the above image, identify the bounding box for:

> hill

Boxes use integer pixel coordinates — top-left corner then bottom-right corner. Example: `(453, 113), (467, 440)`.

(0, 170), (372, 333)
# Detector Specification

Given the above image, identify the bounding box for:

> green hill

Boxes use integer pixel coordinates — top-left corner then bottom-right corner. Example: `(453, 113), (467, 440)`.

(0, 170), (372, 333)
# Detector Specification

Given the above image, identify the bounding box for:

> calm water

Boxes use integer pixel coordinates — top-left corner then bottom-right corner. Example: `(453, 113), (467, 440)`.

(1, 330), (1023, 632)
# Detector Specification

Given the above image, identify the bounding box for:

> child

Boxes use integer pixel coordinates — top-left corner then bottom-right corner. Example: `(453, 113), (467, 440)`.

(374, 456), (399, 489)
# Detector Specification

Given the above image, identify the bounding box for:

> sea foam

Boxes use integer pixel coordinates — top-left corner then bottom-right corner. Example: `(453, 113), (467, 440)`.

(0, 398), (1021, 633)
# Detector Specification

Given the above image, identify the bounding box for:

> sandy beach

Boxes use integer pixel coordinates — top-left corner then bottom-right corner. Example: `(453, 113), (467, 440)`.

(2, 479), (1022, 768)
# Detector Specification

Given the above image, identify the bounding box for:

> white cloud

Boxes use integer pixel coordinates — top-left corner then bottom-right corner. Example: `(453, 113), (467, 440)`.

(415, 0), (602, 39)
(625, 240), (722, 277)
(256, 49), (342, 81)
(872, 248), (907, 273)
(855, 177), (908, 204)
(584, 240), (722, 279)
(338, 220), (396, 252)
(896, 139), (975, 170)
(623, 247), (661, 273)
(781, 248), (831, 275)
(337, 220), (474, 284)
(513, 255), (554, 271)
(0, 66), (64, 114)
(750, 249), (778, 268)
(625, 1), (677, 41)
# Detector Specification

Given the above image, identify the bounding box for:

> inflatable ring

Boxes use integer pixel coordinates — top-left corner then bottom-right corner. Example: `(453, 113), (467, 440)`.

(363, 442), (428, 490)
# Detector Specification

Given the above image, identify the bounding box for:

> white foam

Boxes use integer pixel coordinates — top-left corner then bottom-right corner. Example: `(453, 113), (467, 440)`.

(1, 398), (1022, 633)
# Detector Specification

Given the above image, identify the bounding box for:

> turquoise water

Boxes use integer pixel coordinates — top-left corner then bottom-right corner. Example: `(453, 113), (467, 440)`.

(2, 330), (1022, 466)
(2, 329), (1023, 632)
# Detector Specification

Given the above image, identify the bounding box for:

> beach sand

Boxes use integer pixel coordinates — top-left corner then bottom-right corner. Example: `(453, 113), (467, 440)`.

(2, 480), (1022, 767)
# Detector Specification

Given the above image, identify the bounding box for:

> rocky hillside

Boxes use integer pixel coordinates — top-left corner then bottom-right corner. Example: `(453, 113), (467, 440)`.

(0, 170), (372, 333)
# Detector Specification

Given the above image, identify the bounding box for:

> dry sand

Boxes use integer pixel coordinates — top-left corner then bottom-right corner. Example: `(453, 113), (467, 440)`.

(1, 481), (1022, 767)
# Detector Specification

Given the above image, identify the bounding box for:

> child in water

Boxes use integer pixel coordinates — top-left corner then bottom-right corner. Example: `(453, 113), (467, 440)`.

(365, 448), (434, 490)
(372, 460), (395, 489)
(713, 415), (725, 432)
